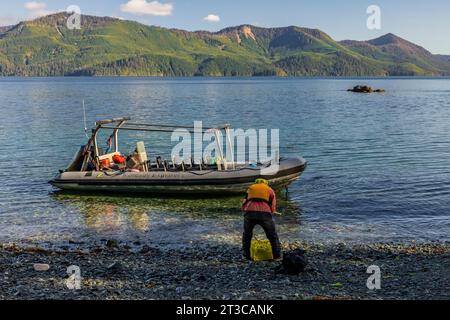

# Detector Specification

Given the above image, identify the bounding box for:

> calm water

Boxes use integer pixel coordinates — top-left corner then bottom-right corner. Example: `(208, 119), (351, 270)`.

(0, 77), (449, 246)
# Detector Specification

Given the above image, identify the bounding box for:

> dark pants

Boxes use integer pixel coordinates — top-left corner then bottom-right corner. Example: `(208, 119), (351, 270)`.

(243, 211), (282, 259)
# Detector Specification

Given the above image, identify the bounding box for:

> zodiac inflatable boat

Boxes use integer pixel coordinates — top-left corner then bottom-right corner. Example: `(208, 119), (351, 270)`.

(50, 118), (307, 194)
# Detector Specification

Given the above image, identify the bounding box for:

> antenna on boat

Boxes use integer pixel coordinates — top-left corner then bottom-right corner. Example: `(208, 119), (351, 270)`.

(82, 99), (89, 139)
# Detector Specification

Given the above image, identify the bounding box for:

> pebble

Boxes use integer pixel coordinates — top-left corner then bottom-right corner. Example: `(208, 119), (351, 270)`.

(197, 275), (207, 281)
(33, 264), (50, 271)
(139, 245), (151, 254)
(106, 240), (118, 248)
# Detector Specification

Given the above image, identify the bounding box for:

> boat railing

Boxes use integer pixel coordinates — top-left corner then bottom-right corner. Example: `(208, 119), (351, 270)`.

(95, 117), (131, 126)
(96, 122), (231, 133)
(89, 117), (236, 171)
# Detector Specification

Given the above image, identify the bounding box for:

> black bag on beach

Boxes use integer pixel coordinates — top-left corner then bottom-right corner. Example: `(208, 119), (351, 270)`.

(275, 249), (308, 275)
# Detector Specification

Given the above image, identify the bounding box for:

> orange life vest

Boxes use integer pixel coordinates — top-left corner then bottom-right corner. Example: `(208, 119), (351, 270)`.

(113, 154), (126, 164)
(100, 158), (111, 168)
(247, 183), (271, 203)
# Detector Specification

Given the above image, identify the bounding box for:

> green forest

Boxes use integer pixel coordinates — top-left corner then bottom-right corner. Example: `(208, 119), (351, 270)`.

(1, 13), (449, 76)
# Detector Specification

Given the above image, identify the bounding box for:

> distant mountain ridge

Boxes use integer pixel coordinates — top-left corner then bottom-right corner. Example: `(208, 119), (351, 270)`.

(0, 13), (449, 76)
(0, 25), (13, 33)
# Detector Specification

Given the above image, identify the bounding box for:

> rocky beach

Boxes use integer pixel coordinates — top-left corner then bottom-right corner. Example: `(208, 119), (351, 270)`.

(1, 240), (448, 300)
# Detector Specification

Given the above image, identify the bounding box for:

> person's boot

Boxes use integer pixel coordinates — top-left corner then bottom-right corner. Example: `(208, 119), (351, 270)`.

(272, 254), (282, 261)
(242, 255), (252, 261)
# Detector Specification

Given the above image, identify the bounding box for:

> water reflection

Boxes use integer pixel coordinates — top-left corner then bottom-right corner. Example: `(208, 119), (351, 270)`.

(81, 203), (150, 232)
(51, 191), (303, 238)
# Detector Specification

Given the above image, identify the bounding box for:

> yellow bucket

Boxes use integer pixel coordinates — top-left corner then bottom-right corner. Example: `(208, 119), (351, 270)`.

(250, 239), (274, 261)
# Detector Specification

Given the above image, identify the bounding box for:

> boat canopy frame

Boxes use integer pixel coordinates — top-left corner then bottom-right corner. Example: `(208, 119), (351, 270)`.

(84, 117), (236, 171)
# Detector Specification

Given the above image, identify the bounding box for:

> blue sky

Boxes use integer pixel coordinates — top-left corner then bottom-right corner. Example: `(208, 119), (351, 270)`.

(1, 0), (449, 54)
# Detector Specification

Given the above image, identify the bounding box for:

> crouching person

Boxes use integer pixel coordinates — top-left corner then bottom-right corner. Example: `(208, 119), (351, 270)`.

(242, 179), (282, 260)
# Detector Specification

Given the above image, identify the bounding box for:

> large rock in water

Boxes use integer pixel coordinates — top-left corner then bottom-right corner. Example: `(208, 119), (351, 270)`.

(348, 85), (385, 93)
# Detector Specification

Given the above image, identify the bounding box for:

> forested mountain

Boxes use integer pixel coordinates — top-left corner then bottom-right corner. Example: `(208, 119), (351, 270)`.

(0, 13), (449, 76)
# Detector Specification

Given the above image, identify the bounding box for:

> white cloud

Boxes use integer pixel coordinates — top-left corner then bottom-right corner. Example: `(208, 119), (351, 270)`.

(24, 1), (46, 11)
(203, 14), (220, 22)
(24, 1), (53, 18)
(120, 0), (173, 16)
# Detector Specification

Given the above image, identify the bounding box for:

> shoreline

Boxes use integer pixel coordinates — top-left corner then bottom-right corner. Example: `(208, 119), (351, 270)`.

(1, 76), (450, 79)
(1, 240), (448, 300)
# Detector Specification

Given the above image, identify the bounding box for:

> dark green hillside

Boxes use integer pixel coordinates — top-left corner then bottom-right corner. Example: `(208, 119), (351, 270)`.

(339, 33), (450, 75)
(0, 13), (449, 76)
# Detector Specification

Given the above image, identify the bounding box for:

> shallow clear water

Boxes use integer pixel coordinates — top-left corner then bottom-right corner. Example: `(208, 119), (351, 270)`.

(0, 77), (449, 246)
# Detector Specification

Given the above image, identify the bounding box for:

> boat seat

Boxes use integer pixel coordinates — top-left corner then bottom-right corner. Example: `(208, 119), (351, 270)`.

(136, 141), (149, 172)
(98, 152), (120, 163)
(155, 156), (162, 169)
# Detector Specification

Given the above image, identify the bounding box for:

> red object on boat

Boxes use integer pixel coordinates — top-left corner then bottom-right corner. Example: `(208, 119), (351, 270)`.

(113, 154), (126, 164)
(100, 158), (111, 168)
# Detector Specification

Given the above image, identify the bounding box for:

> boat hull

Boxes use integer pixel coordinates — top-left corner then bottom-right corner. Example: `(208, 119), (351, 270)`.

(50, 157), (307, 194)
